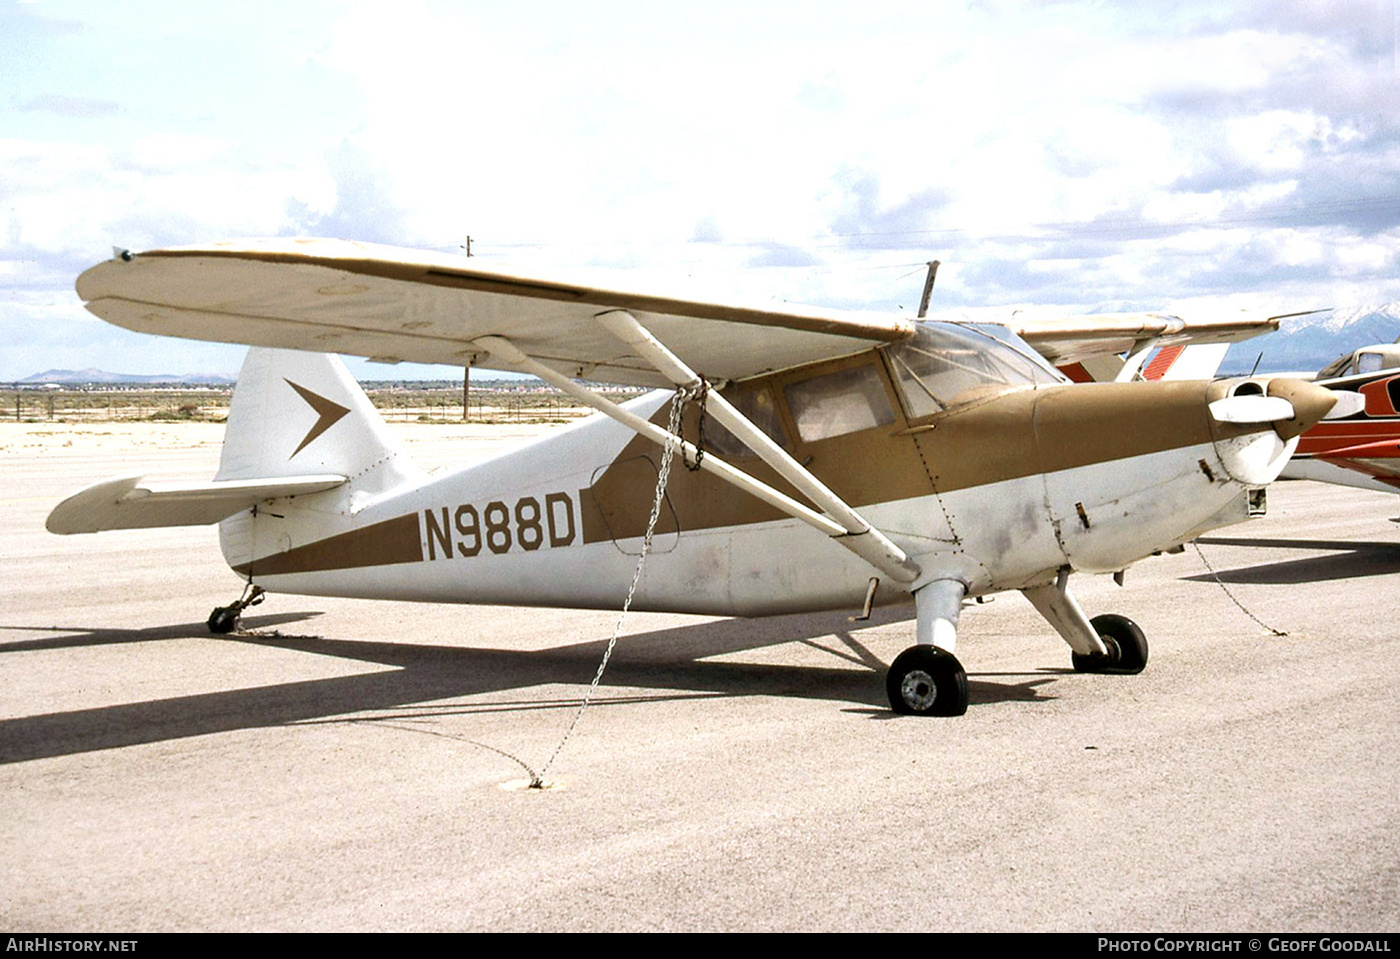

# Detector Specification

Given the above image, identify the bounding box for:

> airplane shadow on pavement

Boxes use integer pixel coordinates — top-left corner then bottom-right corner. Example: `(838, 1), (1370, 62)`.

(1190, 535), (1400, 584)
(0, 603), (1055, 764)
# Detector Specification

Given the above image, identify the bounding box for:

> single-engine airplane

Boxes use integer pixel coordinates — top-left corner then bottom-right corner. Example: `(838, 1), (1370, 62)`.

(48, 239), (1339, 716)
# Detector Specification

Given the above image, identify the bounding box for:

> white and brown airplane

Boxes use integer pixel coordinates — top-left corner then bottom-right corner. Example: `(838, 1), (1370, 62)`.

(47, 239), (1339, 716)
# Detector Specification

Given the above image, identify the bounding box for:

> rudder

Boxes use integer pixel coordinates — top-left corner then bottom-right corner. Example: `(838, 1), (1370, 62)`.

(216, 347), (422, 496)
(217, 348), (425, 575)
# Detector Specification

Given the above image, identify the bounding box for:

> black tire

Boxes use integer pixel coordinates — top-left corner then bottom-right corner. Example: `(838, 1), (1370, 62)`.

(207, 606), (239, 635)
(1071, 614), (1148, 675)
(886, 646), (968, 716)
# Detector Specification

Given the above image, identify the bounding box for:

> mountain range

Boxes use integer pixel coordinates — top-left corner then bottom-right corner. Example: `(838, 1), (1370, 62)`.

(1219, 302), (1400, 375)
(16, 369), (235, 385)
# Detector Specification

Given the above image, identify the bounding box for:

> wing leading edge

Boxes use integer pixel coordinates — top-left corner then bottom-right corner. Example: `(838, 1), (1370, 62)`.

(77, 239), (1281, 386)
(77, 239), (916, 388)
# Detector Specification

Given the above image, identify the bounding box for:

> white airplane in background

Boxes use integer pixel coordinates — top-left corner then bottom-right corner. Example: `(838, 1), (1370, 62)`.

(47, 239), (1338, 716)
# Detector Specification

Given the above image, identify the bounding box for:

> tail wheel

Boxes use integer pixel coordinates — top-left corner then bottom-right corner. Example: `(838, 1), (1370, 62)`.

(207, 606), (240, 634)
(1071, 614), (1148, 675)
(886, 646), (968, 716)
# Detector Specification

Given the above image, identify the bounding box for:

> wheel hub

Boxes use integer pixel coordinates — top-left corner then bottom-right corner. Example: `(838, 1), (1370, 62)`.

(1102, 635), (1121, 665)
(900, 669), (938, 711)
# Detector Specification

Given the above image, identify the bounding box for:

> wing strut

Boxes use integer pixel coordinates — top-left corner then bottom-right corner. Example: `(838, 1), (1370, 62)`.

(1114, 337), (1160, 383)
(594, 309), (921, 582)
(474, 332), (921, 585)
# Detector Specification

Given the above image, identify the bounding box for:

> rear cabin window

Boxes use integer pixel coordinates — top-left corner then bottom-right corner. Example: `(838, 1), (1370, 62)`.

(706, 382), (789, 457)
(783, 363), (895, 443)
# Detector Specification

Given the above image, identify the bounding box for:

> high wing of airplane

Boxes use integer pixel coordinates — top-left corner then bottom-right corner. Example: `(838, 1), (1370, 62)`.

(1012, 313), (1278, 384)
(50, 238), (1338, 716)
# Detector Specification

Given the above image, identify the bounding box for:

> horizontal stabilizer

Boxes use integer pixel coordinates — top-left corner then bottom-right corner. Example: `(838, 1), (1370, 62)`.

(46, 474), (346, 535)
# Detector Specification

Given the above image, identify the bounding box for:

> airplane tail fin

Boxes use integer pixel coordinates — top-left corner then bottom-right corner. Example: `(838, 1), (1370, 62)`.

(216, 347), (423, 495)
(1059, 343), (1232, 383)
(216, 349), (426, 576)
(46, 348), (423, 538)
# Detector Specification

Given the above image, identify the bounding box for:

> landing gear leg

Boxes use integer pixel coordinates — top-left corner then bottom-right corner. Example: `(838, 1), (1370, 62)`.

(1021, 568), (1148, 675)
(208, 583), (265, 635)
(886, 580), (969, 716)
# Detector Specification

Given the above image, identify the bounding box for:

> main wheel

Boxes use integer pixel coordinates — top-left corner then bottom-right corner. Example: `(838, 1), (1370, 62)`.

(1071, 614), (1148, 675)
(886, 646), (968, 716)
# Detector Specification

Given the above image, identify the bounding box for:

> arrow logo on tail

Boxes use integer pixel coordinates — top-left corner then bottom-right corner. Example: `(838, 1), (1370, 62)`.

(285, 379), (351, 457)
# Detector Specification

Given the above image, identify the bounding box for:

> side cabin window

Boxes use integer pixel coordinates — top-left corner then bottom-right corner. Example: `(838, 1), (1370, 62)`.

(1319, 347), (1400, 380)
(1357, 351), (1387, 375)
(885, 322), (1061, 419)
(783, 363), (895, 443)
(705, 382), (789, 457)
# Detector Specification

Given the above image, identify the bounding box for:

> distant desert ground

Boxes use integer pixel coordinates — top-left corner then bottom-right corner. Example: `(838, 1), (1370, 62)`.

(0, 418), (565, 473)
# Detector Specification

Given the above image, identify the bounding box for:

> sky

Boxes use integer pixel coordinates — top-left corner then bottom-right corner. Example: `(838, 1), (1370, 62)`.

(4, 0), (1400, 380)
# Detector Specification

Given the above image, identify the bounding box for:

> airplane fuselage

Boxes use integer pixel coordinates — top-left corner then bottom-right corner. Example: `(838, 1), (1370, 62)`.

(219, 366), (1297, 619)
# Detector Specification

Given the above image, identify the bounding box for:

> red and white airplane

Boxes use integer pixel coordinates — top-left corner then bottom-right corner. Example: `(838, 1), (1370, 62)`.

(1278, 342), (1400, 494)
(47, 239), (1338, 716)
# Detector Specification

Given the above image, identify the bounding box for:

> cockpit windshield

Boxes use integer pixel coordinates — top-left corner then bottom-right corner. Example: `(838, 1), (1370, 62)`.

(885, 321), (1064, 418)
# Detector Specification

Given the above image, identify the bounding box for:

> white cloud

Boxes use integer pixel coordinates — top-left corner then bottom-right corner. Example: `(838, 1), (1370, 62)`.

(123, 133), (229, 173)
(2, 1), (1399, 378)
(0, 137), (331, 261)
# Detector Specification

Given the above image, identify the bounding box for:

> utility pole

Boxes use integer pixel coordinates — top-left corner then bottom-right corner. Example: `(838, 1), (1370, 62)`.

(462, 234), (472, 420)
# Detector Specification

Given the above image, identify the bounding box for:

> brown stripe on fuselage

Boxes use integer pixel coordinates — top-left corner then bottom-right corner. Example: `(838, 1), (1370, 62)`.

(580, 358), (936, 544)
(231, 379), (1240, 566)
(232, 513), (423, 577)
(579, 454), (684, 544)
(909, 380), (1249, 493)
(579, 427), (808, 545)
(582, 375), (1235, 543)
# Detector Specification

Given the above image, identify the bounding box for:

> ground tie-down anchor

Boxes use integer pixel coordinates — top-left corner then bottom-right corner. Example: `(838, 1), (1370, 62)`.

(528, 386), (691, 789)
(208, 583), (266, 634)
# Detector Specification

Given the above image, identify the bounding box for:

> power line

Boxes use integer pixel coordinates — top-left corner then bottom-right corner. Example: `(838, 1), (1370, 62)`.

(437, 193), (1400, 257)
